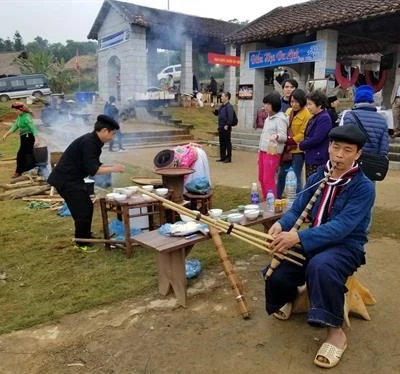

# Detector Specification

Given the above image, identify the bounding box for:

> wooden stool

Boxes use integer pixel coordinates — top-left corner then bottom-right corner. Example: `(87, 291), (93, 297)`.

(292, 275), (376, 327)
(183, 191), (213, 214)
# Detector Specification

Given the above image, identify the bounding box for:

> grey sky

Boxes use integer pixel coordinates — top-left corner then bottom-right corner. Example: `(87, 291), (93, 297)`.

(0, 0), (306, 44)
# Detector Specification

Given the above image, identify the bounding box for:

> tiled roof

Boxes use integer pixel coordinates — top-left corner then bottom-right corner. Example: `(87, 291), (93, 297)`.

(88, 0), (241, 41)
(226, 0), (400, 45)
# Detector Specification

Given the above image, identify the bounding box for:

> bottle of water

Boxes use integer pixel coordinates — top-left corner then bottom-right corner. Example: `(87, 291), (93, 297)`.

(250, 182), (260, 204)
(266, 189), (275, 212)
(285, 167), (297, 209)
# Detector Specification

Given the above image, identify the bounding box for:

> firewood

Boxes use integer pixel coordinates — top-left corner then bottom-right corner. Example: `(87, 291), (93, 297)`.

(22, 197), (64, 203)
(0, 181), (47, 190)
(0, 185), (50, 200)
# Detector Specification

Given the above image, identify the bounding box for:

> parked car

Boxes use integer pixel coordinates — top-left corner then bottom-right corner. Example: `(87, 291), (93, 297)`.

(157, 64), (181, 84)
(0, 74), (51, 102)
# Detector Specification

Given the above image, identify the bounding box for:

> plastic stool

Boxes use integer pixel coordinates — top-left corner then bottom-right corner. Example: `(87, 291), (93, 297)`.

(183, 191), (213, 214)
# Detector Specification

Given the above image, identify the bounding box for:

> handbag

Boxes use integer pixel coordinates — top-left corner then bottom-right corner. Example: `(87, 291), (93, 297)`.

(281, 122), (297, 162)
(349, 111), (389, 181)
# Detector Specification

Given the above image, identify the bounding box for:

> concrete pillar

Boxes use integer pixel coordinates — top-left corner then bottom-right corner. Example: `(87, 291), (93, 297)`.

(314, 29), (338, 79)
(382, 44), (400, 109)
(224, 44), (237, 97)
(147, 43), (158, 87)
(180, 36), (193, 94)
(238, 42), (266, 130)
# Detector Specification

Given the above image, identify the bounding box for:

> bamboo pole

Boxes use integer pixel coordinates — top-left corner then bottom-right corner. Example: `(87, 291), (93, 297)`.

(73, 238), (126, 244)
(208, 226), (250, 319)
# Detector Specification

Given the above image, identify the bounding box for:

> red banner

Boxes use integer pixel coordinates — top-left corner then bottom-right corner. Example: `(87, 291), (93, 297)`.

(208, 52), (240, 67)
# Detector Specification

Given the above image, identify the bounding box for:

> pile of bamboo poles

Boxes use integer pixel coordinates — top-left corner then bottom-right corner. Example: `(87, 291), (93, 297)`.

(137, 187), (306, 267)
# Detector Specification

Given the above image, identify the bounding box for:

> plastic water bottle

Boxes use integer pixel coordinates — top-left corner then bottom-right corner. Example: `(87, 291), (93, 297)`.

(250, 182), (260, 204)
(266, 189), (275, 212)
(285, 167), (297, 209)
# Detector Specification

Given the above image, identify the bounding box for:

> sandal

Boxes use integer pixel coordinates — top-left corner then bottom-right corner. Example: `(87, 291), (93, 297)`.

(314, 342), (347, 368)
(273, 302), (292, 320)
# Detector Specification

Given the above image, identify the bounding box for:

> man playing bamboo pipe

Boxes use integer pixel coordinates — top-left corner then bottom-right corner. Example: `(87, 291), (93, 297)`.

(264, 123), (374, 368)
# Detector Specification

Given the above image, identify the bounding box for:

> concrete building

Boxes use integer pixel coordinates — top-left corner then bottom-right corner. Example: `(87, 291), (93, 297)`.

(88, 0), (241, 104)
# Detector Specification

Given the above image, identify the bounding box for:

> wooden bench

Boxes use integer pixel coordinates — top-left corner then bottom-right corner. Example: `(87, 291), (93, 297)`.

(291, 276), (376, 327)
(132, 230), (209, 307)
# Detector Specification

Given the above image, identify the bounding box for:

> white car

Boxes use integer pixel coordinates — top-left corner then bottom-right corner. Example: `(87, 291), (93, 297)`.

(157, 64), (181, 84)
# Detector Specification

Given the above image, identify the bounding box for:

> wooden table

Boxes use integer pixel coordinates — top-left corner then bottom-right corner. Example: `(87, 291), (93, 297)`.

(132, 230), (209, 307)
(132, 204), (283, 306)
(99, 194), (166, 257)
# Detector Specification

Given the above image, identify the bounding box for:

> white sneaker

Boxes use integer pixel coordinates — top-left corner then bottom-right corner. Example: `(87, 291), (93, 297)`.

(118, 149), (127, 152)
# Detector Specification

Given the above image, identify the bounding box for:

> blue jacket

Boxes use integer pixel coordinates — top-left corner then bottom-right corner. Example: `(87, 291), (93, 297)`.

(343, 103), (388, 155)
(299, 110), (332, 165)
(278, 166), (375, 257)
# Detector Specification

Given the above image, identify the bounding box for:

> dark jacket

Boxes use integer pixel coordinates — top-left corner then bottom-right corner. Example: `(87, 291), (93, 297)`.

(300, 110), (332, 165)
(343, 103), (388, 155)
(214, 102), (235, 128)
(279, 166), (375, 256)
(47, 131), (103, 188)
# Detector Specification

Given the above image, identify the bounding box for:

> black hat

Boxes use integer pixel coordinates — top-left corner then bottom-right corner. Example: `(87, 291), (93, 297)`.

(329, 124), (367, 149)
(153, 149), (175, 168)
(328, 95), (338, 105)
(96, 114), (119, 130)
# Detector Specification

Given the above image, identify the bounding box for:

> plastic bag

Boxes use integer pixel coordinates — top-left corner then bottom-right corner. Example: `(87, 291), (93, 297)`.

(108, 218), (142, 240)
(184, 177), (210, 195)
(185, 259), (202, 279)
(58, 202), (71, 217)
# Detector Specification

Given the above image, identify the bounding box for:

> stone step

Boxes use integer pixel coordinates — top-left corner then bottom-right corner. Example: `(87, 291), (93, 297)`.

(230, 137), (260, 147)
(122, 133), (193, 146)
(388, 152), (400, 162)
(123, 129), (190, 140)
(389, 143), (400, 152)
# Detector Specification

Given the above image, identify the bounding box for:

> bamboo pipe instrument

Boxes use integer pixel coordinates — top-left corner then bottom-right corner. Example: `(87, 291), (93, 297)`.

(208, 225), (250, 319)
(137, 187), (305, 266)
(265, 166), (334, 279)
(159, 199), (304, 267)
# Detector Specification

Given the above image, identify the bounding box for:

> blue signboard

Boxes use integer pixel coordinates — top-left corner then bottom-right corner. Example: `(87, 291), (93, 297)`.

(99, 30), (129, 51)
(249, 41), (326, 69)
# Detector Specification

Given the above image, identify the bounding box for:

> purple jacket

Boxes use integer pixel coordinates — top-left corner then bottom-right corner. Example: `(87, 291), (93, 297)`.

(300, 110), (332, 165)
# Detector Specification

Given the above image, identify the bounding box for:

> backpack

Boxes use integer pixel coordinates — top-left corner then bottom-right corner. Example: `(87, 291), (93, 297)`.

(232, 110), (238, 126)
(225, 104), (238, 126)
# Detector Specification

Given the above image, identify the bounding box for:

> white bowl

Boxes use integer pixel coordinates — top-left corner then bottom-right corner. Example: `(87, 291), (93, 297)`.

(142, 185), (154, 192)
(126, 186), (138, 194)
(244, 204), (259, 211)
(113, 193), (127, 202)
(227, 213), (244, 223)
(155, 187), (168, 197)
(208, 208), (223, 219)
(180, 210), (200, 222)
(106, 192), (120, 200)
(244, 209), (259, 220)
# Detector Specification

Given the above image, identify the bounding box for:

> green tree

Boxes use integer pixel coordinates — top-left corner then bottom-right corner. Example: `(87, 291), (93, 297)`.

(13, 31), (24, 51)
(25, 36), (50, 54)
(14, 51), (72, 92)
(15, 51), (54, 74)
(50, 58), (72, 92)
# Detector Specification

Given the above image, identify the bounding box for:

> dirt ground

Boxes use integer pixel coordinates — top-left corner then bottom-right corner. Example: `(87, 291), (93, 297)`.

(1, 143), (400, 374)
